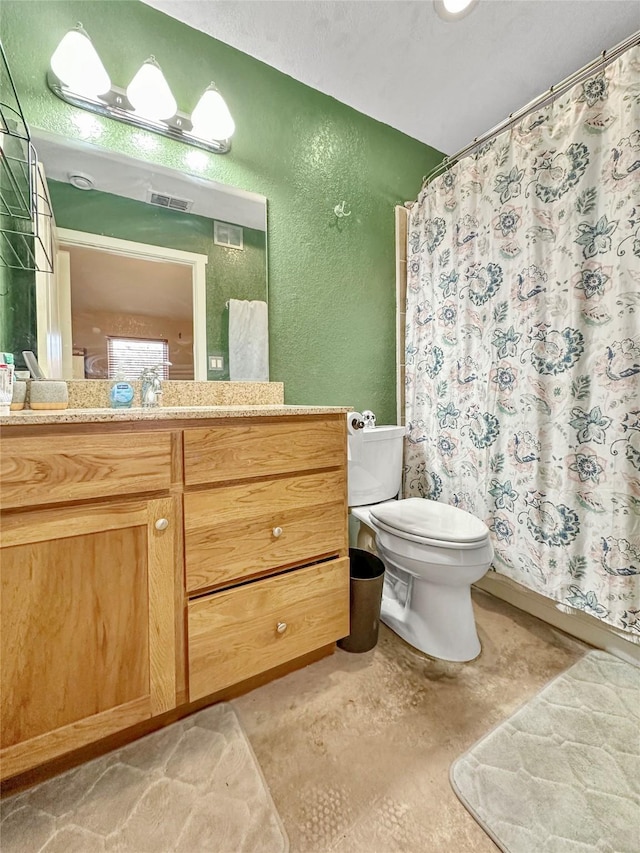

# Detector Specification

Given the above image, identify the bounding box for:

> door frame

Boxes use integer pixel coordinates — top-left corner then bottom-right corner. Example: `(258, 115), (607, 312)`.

(56, 228), (209, 381)
(35, 163), (63, 379)
(395, 205), (409, 426)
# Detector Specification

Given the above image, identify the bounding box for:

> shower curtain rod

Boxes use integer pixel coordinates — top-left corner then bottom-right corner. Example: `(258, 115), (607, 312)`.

(421, 29), (640, 189)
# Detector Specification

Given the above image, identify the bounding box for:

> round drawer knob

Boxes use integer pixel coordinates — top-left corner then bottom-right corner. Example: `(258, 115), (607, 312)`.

(272, 526), (283, 538)
(155, 518), (169, 531)
(276, 621), (287, 634)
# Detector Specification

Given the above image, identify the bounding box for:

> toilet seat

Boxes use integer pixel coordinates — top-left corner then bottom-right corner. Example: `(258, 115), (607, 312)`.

(369, 498), (489, 550)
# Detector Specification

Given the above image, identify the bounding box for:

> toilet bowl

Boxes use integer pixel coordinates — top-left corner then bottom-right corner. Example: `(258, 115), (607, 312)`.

(352, 500), (493, 661)
(348, 419), (493, 662)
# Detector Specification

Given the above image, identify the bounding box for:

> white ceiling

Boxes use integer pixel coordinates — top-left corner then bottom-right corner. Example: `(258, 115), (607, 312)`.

(142, 0), (639, 154)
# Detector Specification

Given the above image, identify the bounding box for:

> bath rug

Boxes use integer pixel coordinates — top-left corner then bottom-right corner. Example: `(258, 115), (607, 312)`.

(1, 703), (289, 853)
(450, 649), (640, 853)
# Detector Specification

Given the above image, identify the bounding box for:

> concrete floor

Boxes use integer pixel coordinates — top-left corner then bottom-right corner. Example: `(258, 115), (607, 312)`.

(234, 589), (588, 853)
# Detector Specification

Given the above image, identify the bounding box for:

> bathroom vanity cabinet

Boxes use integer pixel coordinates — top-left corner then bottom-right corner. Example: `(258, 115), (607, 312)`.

(0, 411), (349, 783)
(183, 419), (349, 700)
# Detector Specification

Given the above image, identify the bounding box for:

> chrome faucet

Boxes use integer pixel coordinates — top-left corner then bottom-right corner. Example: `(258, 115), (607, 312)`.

(140, 364), (169, 408)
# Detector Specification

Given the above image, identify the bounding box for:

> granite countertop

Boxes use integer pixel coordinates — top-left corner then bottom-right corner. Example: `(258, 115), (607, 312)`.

(0, 405), (352, 427)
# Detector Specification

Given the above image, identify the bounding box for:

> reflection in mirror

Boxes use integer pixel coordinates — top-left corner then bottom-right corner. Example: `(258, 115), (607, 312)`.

(12, 131), (268, 381)
(59, 234), (203, 380)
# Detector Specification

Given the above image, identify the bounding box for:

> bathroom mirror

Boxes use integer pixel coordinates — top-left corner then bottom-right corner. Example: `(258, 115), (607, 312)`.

(5, 131), (268, 382)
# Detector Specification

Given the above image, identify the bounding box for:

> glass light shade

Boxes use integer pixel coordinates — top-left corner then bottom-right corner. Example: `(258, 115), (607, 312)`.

(50, 27), (111, 99)
(190, 85), (235, 140)
(126, 58), (177, 122)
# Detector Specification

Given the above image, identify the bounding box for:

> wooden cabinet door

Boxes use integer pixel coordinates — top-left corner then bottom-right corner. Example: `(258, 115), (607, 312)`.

(0, 497), (177, 780)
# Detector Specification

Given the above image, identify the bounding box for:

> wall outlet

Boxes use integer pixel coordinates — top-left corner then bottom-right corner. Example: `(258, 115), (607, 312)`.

(209, 355), (224, 371)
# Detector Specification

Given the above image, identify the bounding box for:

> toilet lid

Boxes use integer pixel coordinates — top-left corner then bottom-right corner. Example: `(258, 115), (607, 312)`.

(369, 498), (489, 544)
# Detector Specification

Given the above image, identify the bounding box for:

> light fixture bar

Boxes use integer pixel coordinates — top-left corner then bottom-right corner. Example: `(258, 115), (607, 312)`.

(47, 70), (231, 154)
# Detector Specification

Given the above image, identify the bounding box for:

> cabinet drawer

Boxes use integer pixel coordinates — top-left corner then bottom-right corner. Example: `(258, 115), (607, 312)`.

(183, 416), (345, 486)
(0, 432), (174, 509)
(188, 557), (349, 701)
(185, 470), (347, 592)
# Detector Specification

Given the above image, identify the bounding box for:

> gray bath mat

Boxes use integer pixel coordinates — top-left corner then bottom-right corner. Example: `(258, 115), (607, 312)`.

(450, 650), (640, 853)
(1, 703), (289, 853)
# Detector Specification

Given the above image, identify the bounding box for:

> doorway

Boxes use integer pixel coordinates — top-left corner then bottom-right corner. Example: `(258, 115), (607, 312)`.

(56, 229), (208, 381)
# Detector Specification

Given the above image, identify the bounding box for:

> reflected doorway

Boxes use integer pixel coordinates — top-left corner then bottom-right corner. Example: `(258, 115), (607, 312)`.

(56, 229), (208, 381)
(66, 246), (193, 380)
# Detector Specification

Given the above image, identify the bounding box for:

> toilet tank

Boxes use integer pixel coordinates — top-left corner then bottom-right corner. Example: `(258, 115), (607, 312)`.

(348, 425), (406, 507)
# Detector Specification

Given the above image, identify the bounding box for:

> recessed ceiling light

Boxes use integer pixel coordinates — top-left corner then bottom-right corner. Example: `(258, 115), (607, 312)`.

(435, 0), (478, 21)
(68, 172), (94, 190)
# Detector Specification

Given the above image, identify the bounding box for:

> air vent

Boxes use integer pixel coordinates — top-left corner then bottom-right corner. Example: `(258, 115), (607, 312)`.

(146, 190), (193, 213)
(214, 221), (243, 250)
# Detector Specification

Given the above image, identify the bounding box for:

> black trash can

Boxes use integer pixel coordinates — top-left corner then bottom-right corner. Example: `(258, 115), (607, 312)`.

(338, 548), (385, 653)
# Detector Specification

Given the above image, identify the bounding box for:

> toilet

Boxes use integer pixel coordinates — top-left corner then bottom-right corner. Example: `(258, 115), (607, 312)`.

(348, 420), (493, 662)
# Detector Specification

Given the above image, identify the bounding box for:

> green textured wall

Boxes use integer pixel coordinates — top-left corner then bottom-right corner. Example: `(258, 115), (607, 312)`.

(0, 0), (443, 421)
(0, 263), (38, 369)
(48, 180), (267, 380)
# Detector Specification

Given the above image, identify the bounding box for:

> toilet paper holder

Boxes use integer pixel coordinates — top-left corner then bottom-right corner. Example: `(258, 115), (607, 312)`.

(349, 410), (376, 432)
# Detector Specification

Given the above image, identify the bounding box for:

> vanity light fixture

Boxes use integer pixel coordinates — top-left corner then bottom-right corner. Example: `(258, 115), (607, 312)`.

(49, 24), (111, 100)
(189, 83), (235, 143)
(126, 56), (177, 122)
(47, 23), (234, 154)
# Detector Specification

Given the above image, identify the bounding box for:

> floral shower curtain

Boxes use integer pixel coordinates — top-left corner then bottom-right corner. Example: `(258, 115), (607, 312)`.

(404, 46), (640, 639)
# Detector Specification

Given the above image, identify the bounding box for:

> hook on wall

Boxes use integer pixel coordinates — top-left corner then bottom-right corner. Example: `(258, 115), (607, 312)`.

(334, 201), (351, 218)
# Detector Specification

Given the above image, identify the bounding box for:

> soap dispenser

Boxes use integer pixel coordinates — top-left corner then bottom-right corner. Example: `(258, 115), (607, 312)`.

(109, 373), (134, 408)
